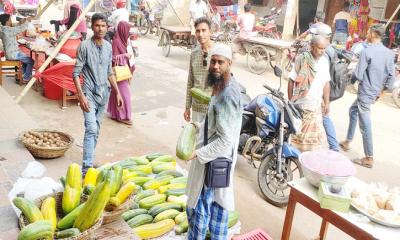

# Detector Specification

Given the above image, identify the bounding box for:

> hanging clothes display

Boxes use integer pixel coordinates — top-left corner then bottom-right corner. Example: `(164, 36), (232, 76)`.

(358, 0), (369, 38)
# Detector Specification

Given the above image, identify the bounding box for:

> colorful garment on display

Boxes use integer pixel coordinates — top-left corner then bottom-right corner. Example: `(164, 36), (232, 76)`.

(358, 0), (369, 38)
(0, 0), (16, 14)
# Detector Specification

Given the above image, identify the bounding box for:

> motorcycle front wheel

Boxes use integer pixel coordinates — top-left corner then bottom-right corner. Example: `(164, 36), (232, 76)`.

(257, 154), (303, 207)
(392, 87), (400, 108)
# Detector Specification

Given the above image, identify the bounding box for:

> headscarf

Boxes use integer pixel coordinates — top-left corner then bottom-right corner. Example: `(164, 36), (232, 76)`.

(112, 21), (131, 66)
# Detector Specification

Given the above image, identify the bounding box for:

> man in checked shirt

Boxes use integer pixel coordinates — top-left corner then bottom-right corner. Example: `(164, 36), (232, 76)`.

(184, 17), (214, 123)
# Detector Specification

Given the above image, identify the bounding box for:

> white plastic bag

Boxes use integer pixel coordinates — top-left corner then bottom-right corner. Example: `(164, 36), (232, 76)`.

(21, 161), (46, 178)
(8, 177), (63, 216)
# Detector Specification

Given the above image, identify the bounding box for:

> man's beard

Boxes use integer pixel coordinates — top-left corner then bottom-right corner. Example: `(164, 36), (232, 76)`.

(206, 72), (226, 91)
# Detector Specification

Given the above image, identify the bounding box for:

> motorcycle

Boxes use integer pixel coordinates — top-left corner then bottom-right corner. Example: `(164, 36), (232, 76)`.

(239, 62), (304, 207)
(254, 7), (282, 39)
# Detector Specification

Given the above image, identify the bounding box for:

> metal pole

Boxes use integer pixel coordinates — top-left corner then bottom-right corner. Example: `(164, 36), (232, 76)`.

(384, 4), (400, 29)
(16, 0), (97, 104)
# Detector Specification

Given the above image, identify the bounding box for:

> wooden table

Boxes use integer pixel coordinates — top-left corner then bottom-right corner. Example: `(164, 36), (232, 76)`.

(281, 178), (400, 240)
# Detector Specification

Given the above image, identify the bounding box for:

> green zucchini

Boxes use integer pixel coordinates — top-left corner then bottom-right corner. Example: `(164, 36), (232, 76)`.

(148, 202), (182, 217)
(17, 220), (53, 240)
(134, 189), (157, 203)
(157, 170), (183, 178)
(176, 123), (197, 160)
(165, 188), (186, 196)
(127, 214), (153, 228)
(145, 153), (164, 161)
(190, 87), (211, 104)
(170, 176), (188, 184)
(153, 209), (181, 222)
(122, 208), (148, 221)
(55, 228), (80, 239)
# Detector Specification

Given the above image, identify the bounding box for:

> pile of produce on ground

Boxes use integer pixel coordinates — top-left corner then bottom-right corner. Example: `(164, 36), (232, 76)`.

(14, 162), (132, 239)
(21, 131), (69, 148)
(117, 153), (240, 239)
(13, 153), (240, 239)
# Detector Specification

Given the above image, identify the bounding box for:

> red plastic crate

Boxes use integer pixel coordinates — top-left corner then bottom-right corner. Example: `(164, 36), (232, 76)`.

(232, 228), (273, 240)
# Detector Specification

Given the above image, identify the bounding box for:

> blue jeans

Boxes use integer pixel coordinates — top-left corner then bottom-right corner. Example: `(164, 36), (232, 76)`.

(346, 99), (373, 156)
(323, 115), (339, 151)
(82, 92), (110, 173)
(333, 32), (348, 45)
(15, 52), (34, 80)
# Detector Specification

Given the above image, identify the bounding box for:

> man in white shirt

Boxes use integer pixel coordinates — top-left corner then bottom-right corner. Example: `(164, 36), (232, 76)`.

(110, 0), (130, 28)
(288, 35), (331, 151)
(237, 3), (255, 39)
(332, 2), (352, 44)
(189, 0), (208, 22)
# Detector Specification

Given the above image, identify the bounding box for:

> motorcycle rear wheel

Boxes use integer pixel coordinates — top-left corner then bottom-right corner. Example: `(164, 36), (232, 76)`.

(257, 154), (303, 207)
(392, 87), (400, 108)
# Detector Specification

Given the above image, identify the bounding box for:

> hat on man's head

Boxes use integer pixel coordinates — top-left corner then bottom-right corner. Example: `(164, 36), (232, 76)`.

(310, 23), (332, 37)
(210, 43), (232, 61)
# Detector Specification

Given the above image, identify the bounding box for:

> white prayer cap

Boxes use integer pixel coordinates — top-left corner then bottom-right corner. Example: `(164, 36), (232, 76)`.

(210, 43), (232, 61)
(310, 23), (332, 37)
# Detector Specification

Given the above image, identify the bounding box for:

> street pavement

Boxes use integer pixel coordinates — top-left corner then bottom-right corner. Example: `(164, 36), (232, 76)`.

(1, 6), (400, 238)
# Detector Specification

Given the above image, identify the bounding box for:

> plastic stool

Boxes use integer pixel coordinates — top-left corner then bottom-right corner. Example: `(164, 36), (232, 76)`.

(232, 228), (273, 240)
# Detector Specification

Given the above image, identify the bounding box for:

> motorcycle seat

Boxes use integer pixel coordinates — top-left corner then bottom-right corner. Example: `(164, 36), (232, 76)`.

(243, 110), (254, 116)
(255, 116), (267, 126)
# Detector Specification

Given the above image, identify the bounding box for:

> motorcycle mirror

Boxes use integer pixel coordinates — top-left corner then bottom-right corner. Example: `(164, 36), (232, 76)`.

(273, 66), (282, 78)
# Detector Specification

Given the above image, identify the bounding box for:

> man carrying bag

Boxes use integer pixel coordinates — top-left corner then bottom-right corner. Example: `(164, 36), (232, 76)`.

(186, 44), (242, 239)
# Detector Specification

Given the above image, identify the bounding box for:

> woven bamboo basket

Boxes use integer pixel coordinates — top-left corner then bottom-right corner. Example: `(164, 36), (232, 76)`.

(102, 193), (135, 224)
(19, 129), (74, 159)
(18, 192), (103, 240)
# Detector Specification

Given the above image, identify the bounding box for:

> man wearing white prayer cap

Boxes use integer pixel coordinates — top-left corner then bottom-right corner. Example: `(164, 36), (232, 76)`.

(185, 43), (243, 239)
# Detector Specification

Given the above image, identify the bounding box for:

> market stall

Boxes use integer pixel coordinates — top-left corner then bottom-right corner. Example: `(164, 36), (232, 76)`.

(11, 147), (242, 239)
(282, 149), (400, 240)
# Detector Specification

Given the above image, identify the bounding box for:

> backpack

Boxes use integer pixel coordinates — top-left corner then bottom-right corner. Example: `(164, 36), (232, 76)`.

(327, 47), (349, 101)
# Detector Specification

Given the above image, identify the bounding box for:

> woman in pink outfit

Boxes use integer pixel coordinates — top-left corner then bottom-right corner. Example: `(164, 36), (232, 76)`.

(50, 4), (87, 39)
(108, 21), (134, 125)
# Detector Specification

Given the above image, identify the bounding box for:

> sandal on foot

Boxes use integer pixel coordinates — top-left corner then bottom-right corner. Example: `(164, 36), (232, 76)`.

(352, 157), (373, 168)
(119, 120), (133, 125)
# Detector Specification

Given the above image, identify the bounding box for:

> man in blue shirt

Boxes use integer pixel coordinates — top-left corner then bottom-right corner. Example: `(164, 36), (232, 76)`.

(73, 13), (123, 175)
(340, 24), (395, 168)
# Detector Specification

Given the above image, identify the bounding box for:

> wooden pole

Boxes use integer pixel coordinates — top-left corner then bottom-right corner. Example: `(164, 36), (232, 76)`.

(384, 3), (400, 29)
(296, 0), (299, 38)
(166, 0), (184, 26)
(282, 0), (297, 40)
(35, 0), (56, 20)
(16, 0), (96, 104)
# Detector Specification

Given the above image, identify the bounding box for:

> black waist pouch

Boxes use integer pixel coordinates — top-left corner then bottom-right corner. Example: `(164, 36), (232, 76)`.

(203, 114), (232, 188)
(205, 157), (232, 188)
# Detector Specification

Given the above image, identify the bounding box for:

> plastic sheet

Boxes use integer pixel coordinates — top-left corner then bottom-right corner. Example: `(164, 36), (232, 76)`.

(40, 62), (83, 93)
